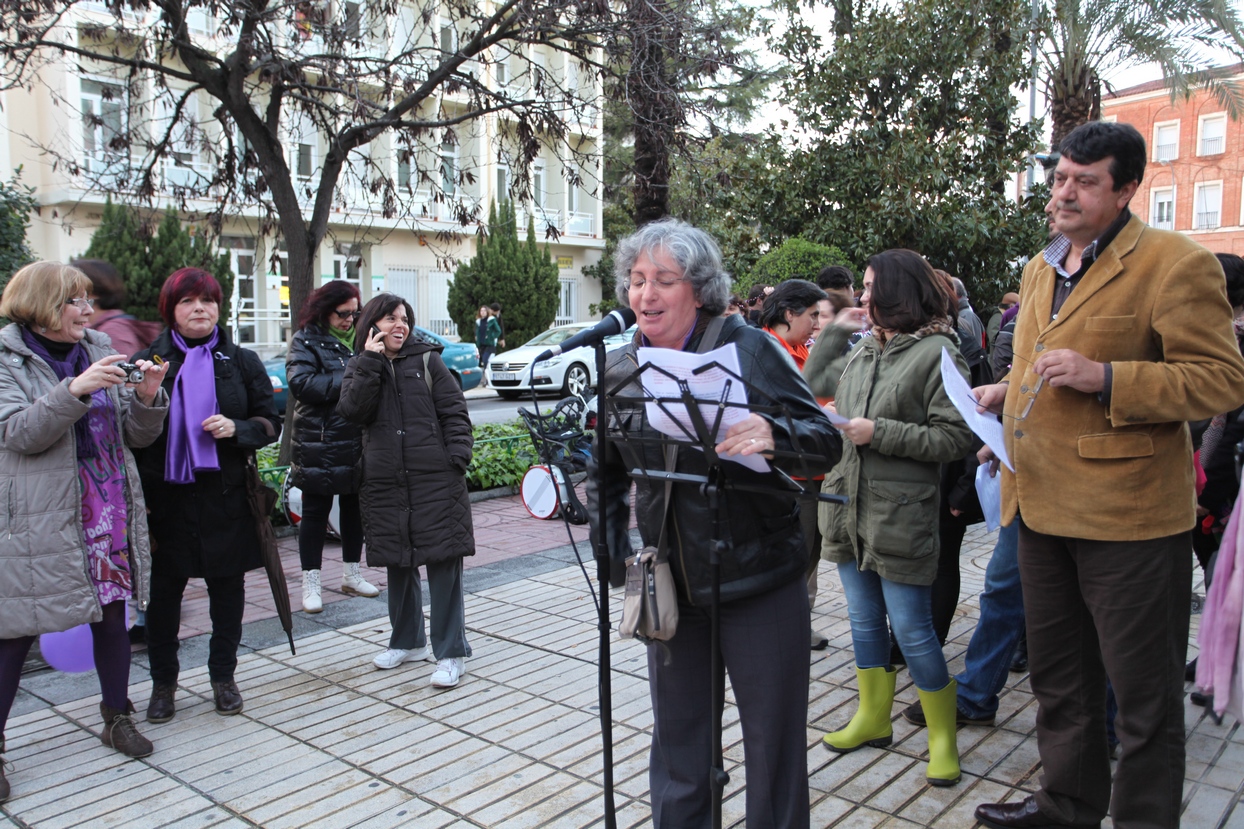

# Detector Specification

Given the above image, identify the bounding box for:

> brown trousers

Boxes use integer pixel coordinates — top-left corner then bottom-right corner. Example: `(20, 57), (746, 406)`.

(1018, 523), (1190, 829)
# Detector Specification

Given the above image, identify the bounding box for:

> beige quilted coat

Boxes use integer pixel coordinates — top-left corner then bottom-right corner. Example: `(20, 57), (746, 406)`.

(0, 324), (168, 638)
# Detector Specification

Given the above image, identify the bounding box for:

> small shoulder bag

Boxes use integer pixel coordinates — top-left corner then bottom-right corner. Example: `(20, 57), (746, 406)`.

(617, 315), (725, 643)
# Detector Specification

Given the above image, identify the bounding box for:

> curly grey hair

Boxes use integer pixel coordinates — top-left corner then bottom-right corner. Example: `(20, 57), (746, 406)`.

(613, 218), (732, 315)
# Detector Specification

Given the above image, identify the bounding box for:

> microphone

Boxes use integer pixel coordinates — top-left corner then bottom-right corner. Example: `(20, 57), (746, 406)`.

(534, 307), (637, 364)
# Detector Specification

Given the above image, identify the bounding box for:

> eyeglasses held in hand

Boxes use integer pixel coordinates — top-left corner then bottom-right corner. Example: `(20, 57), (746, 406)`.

(980, 351), (1043, 422)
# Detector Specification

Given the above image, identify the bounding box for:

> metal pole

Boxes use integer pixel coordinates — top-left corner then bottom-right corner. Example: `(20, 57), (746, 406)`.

(593, 341), (618, 829)
(1026, 0), (1040, 194)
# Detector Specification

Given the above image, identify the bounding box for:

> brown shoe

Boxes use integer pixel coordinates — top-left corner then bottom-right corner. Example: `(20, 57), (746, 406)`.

(146, 683), (176, 723)
(211, 680), (244, 716)
(100, 701), (154, 758)
(0, 738), (10, 803)
(975, 796), (1100, 829)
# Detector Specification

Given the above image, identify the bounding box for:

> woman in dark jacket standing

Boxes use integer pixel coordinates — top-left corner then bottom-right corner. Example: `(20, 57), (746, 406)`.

(286, 281), (378, 613)
(337, 293), (474, 688)
(134, 268), (281, 723)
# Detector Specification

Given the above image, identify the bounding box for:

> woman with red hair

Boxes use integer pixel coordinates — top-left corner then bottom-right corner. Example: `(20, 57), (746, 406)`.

(133, 268), (281, 723)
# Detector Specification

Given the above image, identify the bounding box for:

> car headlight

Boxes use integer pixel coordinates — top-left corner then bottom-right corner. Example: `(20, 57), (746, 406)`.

(269, 375), (283, 391)
(534, 356), (563, 369)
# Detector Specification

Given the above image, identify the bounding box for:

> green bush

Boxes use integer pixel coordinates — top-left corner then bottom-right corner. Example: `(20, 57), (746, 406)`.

(467, 419), (538, 491)
(735, 237), (852, 295)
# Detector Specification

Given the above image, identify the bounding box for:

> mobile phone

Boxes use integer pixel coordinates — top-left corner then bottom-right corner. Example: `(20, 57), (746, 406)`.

(370, 325), (382, 339)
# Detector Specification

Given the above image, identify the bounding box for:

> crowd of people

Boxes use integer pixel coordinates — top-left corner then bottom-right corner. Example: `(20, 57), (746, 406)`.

(0, 119), (1237, 829)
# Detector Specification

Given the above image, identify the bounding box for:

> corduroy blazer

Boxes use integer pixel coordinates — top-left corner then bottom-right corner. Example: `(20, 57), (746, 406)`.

(1001, 215), (1244, 540)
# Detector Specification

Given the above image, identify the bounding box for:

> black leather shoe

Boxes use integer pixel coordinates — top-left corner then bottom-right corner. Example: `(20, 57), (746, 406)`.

(210, 680), (244, 716)
(901, 699), (995, 727)
(146, 683), (176, 724)
(975, 797), (1099, 829)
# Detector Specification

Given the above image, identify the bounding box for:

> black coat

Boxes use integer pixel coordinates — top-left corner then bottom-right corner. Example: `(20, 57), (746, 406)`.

(587, 312), (843, 607)
(337, 339), (474, 568)
(286, 324), (363, 495)
(134, 328), (282, 579)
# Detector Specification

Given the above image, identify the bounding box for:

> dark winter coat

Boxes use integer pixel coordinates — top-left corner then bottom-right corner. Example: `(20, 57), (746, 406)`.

(337, 338), (475, 568)
(286, 324), (363, 495)
(133, 327), (282, 580)
(587, 312), (843, 607)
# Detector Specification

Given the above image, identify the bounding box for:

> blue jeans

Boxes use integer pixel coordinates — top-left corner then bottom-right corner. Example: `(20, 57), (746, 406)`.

(837, 561), (949, 691)
(956, 521), (1023, 719)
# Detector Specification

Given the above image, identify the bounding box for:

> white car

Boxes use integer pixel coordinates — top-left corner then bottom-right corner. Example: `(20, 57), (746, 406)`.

(487, 322), (635, 399)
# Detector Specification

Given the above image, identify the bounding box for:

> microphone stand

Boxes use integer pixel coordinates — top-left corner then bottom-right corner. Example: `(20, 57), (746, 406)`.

(593, 338), (618, 828)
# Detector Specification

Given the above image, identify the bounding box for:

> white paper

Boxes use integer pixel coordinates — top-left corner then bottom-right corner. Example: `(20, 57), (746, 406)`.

(635, 343), (768, 472)
(939, 347), (1014, 472)
(822, 405), (850, 427)
(974, 463), (1002, 532)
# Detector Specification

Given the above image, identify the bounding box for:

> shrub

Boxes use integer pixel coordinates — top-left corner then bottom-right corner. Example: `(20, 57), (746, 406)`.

(735, 237), (852, 295)
(467, 419), (538, 491)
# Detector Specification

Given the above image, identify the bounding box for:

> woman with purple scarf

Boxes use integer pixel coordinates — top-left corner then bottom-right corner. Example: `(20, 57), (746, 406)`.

(0, 262), (169, 802)
(132, 268), (280, 724)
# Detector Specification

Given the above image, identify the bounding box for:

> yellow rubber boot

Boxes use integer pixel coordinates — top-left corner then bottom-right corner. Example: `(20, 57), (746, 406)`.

(822, 666), (897, 753)
(918, 679), (962, 786)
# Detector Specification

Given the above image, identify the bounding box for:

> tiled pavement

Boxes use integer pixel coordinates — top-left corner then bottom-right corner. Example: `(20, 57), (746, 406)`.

(3, 495), (1243, 828)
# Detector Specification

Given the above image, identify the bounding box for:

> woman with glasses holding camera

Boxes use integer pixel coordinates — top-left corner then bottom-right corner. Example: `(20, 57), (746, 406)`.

(286, 281), (378, 613)
(0, 262), (169, 800)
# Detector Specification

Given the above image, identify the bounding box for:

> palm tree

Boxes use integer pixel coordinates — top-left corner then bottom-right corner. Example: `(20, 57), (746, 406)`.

(1041, 0), (1244, 149)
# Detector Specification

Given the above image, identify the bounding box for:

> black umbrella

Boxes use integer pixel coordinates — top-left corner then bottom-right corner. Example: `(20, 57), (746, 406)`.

(245, 456), (296, 655)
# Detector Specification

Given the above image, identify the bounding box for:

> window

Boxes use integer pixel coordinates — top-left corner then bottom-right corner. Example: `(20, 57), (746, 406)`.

(333, 243), (363, 284)
(556, 278), (577, 326)
(495, 50), (510, 87)
(532, 161), (545, 208)
(288, 116), (317, 187)
(343, 1), (361, 38)
(1154, 122), (1179, 162)
(156, 89), (201, 188)
(439, 18), (456, 56)
(1194, 182), (1222, 230)
(1150, 188), (1174, 230)
(80, 79), (126, 173)
(397, 148), (412, 190)
(1200, 114), (1227, 156)
(439, 140), (457, 196)
(495, 163), (509, 202)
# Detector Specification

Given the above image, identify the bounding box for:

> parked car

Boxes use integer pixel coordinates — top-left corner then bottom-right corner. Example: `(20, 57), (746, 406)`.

(486, 322), (635, 400)
(264, 325), (483, 410)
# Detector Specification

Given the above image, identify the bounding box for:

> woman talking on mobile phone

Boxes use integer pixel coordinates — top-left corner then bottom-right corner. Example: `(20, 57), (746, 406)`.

(337, 294), (474, 688)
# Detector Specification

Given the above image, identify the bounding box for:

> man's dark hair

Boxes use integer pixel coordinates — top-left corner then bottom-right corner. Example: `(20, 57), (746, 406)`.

(1058, 121), (1146, 191)
(1217, 253), (1244, 310)
(71, 258), (125, 310)
(866, 249), (953, 333)
(758, 279), (828, 330)
(816, 265), (854, 292)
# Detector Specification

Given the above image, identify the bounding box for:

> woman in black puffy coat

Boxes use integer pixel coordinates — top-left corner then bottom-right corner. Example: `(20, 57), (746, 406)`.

(286, 281), (378, 613)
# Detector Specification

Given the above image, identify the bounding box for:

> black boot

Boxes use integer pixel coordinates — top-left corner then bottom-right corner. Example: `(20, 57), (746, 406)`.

(211, 680), (244, 716)
(1010, 632), (1028, 673)
(100, 701), (154, 758)
(146, 683), (176, 723)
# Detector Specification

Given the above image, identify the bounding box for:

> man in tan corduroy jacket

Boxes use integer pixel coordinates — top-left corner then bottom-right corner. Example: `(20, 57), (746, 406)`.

(973, 122), (1244, 829)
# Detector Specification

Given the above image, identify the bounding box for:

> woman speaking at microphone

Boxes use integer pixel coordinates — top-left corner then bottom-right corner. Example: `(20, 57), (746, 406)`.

(588, 219), (841, 827)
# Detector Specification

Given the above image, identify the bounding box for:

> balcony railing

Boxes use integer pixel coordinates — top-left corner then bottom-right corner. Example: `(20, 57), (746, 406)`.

(566, 211), (595, 236)
(1195, 211), (1220, 230)
(1155, 143), (1177, 162)
(1200, 136), (1225, 155)
(1151, 218), (1174, 231)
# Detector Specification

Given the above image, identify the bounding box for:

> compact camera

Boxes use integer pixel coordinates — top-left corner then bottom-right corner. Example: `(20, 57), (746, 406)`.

(116, 362), (145, 384)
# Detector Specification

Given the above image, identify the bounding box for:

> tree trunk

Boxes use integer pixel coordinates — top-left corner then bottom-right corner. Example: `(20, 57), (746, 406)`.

(628, 0), (680, 227)
(1050, 67), (1100, 151)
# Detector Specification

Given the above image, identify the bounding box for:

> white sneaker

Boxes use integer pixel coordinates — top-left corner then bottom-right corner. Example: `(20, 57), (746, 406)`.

(301, 570), (322, 614)
(430, 657), (465, 688)
(341, 562), (380, 598)
(372, 646), (433, 670)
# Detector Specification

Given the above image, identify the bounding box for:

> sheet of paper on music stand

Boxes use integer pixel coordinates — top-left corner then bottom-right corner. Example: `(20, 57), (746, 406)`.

(636, 343), (768, 473)
(939, 347), (1014, 472)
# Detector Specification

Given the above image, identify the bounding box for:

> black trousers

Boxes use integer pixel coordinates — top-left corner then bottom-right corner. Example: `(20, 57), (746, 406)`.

(297, 491), (363, 570)
(1019, 522), (1190, 829)
(648, 576), (810, 829)
(147, 570), (246, 685)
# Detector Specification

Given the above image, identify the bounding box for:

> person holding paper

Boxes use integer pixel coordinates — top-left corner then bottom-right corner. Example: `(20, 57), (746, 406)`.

(587, 218), (841, 828)
(971, 121), (1244, 829)
(804, 248), (974, 787)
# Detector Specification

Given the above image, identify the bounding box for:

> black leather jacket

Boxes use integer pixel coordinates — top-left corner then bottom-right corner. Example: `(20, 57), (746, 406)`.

(587, 312), (843, 607)
(286, 324), (363, 495)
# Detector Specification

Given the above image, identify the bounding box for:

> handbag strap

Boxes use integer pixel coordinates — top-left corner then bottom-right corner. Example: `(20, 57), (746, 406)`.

(654, 314), (726, 563)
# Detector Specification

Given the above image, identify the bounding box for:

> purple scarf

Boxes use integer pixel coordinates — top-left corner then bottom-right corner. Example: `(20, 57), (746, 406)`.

(21, 328), (100, 460)
(165, 328), (221, 484)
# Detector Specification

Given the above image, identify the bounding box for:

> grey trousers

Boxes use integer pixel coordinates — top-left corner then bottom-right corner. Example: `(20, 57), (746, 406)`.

(386, 559), (471, 660)
(648, 576), (811, 829)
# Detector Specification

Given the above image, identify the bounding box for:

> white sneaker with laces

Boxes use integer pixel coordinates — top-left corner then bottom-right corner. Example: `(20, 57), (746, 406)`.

(301, 570), (322, 614)
(372, 646), (433, 670)
(341, 562), (380, 598)
(430, 657), (465, 688)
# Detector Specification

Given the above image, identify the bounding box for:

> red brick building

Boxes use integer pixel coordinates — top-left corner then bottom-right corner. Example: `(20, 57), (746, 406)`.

(1101, 64), (1244, 256)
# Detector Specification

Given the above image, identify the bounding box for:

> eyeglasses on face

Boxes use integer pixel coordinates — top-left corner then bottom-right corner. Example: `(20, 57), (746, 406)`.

(334, 309), (361, 319)
(66, 297), (95, 310)
(625, 276), (688, 292)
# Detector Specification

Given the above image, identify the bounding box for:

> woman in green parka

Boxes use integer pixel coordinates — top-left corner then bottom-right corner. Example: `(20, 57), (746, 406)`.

(803, 248), (975, 787)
